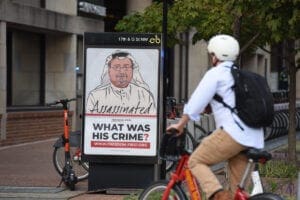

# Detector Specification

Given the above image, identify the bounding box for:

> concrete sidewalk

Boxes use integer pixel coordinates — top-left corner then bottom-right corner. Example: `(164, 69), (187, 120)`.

(0, 138), (126, 199)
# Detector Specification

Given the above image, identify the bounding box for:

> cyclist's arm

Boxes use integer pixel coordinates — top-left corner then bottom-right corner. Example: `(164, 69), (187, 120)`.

(184, 69), (218, 121)
(166, 114), (189, 135)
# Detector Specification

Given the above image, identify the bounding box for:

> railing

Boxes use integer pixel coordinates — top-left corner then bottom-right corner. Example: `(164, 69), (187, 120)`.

(166, 94), (300, 141)
(265, 103), (300, 140)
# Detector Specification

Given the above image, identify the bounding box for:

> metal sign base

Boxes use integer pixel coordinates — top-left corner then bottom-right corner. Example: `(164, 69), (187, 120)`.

(88, 162), (157, 193)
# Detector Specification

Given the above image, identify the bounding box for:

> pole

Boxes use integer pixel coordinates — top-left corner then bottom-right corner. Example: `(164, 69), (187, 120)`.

(160, 0), (168, 179)
(162, 0), (168, 90)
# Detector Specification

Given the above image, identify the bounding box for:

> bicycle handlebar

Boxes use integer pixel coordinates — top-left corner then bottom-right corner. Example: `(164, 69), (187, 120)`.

(166, 128), (180, 135)
(46, 98), (77, 108)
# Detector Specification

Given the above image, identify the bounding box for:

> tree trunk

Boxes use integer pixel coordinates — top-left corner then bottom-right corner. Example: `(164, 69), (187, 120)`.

(285, 39), (297, 165)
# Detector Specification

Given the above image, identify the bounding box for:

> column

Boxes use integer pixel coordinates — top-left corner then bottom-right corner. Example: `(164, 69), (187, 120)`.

(0, 21), (7, 140)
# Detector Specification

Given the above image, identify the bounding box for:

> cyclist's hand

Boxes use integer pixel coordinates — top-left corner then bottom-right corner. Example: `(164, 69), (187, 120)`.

(166, 114), (189, 136)
(166, 124), (183, 136)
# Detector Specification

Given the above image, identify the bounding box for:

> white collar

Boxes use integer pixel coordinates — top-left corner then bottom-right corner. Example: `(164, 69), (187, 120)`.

(217, 61), (234, 68)
(110, 83), (131, 95)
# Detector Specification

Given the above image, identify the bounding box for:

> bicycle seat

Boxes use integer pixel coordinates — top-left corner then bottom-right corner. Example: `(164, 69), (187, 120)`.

(243, 148), (272, 163)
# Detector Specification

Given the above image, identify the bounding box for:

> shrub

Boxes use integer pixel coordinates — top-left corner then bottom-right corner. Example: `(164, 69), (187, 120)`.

(259, 160), (298, 179)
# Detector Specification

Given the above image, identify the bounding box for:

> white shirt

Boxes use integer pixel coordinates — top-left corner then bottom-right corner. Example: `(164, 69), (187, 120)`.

(183, 61), (264, 149)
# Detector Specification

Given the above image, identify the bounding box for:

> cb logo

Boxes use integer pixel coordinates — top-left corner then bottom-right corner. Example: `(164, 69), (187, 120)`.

(149, 35), (161, 44)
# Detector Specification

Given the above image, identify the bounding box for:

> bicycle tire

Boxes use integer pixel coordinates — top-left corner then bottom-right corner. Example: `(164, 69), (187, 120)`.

(139, 180), (187, 200)
(53, 147), (89, 181)
(249, 193), (284, 200)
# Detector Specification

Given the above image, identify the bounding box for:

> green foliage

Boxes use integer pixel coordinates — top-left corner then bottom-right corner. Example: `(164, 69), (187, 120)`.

(123, 193), (139, 200)
(259, 160), (298, 179)
(115, 2), (163, 33)
(115, 0), (300, 51)
(264, 179), (279, 193)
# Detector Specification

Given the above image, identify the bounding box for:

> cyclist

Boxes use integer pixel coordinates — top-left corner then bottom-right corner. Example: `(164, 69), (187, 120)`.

(166, 34), (264, 200)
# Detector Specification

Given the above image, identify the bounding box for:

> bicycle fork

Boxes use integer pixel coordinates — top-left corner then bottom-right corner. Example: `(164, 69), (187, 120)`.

(58, 103), (78, 190)
(60, 152), (78, 189)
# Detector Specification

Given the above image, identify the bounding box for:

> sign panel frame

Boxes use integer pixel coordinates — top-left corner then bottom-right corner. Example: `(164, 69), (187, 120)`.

(82, 32), (162, 164)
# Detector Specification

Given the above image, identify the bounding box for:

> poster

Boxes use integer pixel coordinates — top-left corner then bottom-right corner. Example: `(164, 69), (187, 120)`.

(83, 33), (161, 157)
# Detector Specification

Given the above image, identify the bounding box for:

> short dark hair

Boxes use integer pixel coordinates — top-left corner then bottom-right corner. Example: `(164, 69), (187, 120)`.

(111, 51), (129, 59)
(108, 51), (133, 68)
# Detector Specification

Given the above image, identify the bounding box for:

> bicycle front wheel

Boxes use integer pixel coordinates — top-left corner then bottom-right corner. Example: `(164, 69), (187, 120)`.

(53, 147), (89, 181)
(139, 180), (187, 200)
(249, 193), (284, 200)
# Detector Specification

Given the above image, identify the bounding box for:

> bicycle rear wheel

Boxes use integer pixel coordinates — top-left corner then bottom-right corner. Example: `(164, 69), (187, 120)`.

(249, 193), (284, 200)
(53, 147), (89, 181)
(139, 180), (187, 200)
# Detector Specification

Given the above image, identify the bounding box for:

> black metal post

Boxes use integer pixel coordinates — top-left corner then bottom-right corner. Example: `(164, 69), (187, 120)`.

(160, 0), (168, 179)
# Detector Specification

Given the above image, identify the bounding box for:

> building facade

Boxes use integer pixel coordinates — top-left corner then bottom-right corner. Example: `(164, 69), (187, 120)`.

(0, 0), (107, 145)
(0, 0), (298, 146)
(0, 0), (153, 146)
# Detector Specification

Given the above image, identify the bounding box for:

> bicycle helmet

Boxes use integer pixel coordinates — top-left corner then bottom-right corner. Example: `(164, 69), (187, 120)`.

(207, 34), (240, 61)
(159, 129), (186, 161)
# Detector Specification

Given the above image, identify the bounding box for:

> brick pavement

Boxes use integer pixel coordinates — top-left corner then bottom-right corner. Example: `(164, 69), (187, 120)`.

(0, 138), (127, 199)
(1, 132), (296, 199)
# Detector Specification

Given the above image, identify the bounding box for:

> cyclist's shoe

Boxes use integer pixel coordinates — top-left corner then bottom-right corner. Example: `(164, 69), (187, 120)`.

(211, 190), (232, 200)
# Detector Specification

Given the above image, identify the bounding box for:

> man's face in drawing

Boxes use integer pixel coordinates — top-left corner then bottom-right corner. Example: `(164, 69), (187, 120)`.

(108, 57), (133, 88)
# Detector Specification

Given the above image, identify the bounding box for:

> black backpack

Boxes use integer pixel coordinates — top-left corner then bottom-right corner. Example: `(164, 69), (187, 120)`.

(214, 65), (274, 129)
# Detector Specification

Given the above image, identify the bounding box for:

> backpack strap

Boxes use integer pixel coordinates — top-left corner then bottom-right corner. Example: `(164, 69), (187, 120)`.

(213, 94), (235, 112)
(213, 94), (244, 131)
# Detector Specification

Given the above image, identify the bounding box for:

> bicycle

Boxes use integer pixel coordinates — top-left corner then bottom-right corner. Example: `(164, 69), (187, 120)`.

(165, 97), (211, 172)
(139, 129), (284, 200)
(52, 130), (89, 181)
(47, 98), (79, 190)
(165, 123), (209, 173)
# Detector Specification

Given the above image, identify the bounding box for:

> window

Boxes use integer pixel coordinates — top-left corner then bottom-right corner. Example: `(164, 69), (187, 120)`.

(7, 30), (45, 106)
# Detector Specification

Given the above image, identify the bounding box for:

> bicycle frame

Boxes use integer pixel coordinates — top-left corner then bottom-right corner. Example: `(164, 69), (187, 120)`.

(162, 137), (271, 200)
(163, 154), (201, 200)
(235, 159), (260, 200)
(162, 151), (268, 200)
(140, 128), (283, 200)
(53, 131), (81, 148)
(63, 105), (70, 154)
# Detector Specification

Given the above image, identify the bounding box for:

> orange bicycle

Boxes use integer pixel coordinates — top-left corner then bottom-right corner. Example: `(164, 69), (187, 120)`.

(139, 129), (284, 200)
(47, 98), (80, 190)
(51, 98), (89, 181)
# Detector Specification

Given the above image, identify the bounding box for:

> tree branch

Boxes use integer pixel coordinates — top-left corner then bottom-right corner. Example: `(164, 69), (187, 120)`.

(257, 45), (271, 54)
(239, 32), (261, 54)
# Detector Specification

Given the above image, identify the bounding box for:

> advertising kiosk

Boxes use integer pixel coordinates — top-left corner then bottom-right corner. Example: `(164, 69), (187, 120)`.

(82, 32), (162, 191)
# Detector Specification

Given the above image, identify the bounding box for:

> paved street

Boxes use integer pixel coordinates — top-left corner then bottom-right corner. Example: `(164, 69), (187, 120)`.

(0, 138), (126, 200)
(0, 133), (299, 199)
